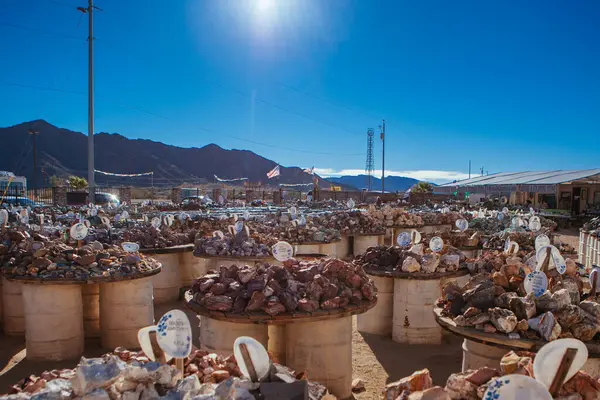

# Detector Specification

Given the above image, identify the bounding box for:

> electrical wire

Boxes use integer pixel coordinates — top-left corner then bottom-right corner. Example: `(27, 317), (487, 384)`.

(0, 21), (85, 41)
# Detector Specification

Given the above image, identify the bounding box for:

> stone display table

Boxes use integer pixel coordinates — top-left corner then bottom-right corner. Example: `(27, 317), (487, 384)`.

(186, 296), (376, 400)
(358, 268), (469, 345)
(4, 267), (160, 361)
(434, 307), (600, 375)
(140, 244), (200, 304)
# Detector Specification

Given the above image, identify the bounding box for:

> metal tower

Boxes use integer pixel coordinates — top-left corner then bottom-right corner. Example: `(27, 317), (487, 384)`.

(365, 128), (375, 191)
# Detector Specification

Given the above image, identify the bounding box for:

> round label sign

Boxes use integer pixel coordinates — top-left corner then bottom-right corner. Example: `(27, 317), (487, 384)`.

(243, 210), (250, 220)
(70, 223), (88, 240)
(91, 207), (98, 217)
(114, 214), (121, 223)
(524, 271), (548, 298)
(536, 245), (566, 274)
(121, 242), (140, 253)
(213, 230), (225, 239)
(272, 241), (294, 262)
(397, 232), (411, 247)
(151, 217), (161, 228)
(156, 310), (192, 359)
(0, 209), (8, 225)
(529, 216), (541, 232)
(298, 214), (307, 226)
(100, 216), (111, 228)
(347, 199), (355, 209)
(234, 221), (244, 234)
(497, 212), (504, 221)
(504, 240), (520, 255)
(429, 236), (444, 252)
(502, 207), (509, 215)
(535, 234), (551, 252)
(455, 219), (469, 232)
(121, 210), (130, 220)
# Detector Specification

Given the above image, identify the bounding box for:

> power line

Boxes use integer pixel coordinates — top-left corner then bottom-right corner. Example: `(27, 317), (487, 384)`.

(0, 21), (85, 41)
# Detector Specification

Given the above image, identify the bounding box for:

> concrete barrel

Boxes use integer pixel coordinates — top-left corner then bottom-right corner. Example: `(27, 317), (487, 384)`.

(319, 242), (337, 257)
(267, 325), (286, 364)
(21, 284), (84, 361)
(286, 316), (353, 399)
(294, 244), (321, 255)
(357, 275), (394, 336)
(586, 234), (594, 269)
(150, 253), (182, 304)
(0, 278), (3, 328)
(579, 231), (588, 264)
(100, 277), (154, 350)
(594, 236), (599, 267)
(392, 273), (470, 345)
(2, 278), (24, 336)
(461, 339), (509, 371)
(199, 317), (268, 356)
(353, 235), (381, 257)
(82, 284), (100, 338)
(181, 252), (209, 287)
(334, 236), (351, 259)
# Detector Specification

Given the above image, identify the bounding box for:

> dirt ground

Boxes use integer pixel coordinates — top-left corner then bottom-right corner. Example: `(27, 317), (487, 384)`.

(0, 229), (582, 398)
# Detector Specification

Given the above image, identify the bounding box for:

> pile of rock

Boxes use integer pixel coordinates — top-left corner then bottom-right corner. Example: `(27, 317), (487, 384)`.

(468, 217), (507, 235)
(0, 230), (161, 280)
(316, 211), (385, 235)
(252, 215), (341, 243)
(121, 225), (198, 249)
(3, 348), (328, 400)
(367, 206), (423, 227)
(421, 231), (482, 249)
(483, 231), (539, 252)
(354, 245), (465, 274)
(194, 231), (273, 257)
(384, 353), (600, 399)
(584, 217), (600, 233)
(436, 257), (600, 342)
(189, 258), (377, 315)
(419, 211), (464, 226)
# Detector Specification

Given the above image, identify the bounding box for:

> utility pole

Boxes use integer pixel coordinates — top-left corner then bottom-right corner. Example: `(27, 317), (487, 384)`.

(468, 160), (471, 179)
(78, 0), (101, 203)
(380, 120), (386, 193)
(28, 129), (39, 195)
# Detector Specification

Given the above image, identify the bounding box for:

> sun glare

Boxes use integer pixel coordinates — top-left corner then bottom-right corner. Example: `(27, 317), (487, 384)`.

(256, 0), (275, 13)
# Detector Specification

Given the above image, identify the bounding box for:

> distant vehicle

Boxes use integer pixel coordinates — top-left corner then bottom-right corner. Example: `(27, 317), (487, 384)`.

(95, 192), (120, 206)
(1, 196), (45, 208)
(181, 195), (213, 205)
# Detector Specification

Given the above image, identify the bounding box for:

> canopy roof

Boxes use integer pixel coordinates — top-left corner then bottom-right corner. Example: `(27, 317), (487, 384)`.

(435, 169), (600, 194)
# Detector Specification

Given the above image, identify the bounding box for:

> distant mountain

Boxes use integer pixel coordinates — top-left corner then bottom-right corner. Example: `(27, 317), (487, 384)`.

(0, 120), (341, 188)
(327, 175), (421, 192)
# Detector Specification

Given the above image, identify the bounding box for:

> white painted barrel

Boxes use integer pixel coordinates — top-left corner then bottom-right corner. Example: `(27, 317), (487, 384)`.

(593, 236), (599, 266)
(2, 278), (24, 336)
(353, 235), (382, 257)
(461, 339), (508, 371)
(579, 231), (588, 264)
(586, 234), (594, 269)
(392, 273), (469, 345)
(100, 277), (154, 350)
(199, 317), (268, 356)
(0, 278), (3, 328)
(286, 316), (353, 399)
(82, 284), (100, 338)
(150, 253), (182, 304)
(22, 284), (84, 361)
(357, 275), (394, 336)
(181, 252), (209, 287)
(295, 243), (321, 255)
(334, 236), (351, 259)
(268, 325), (286, 364)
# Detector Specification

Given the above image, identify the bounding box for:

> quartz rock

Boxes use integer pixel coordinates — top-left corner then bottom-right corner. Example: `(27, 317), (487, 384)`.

(402, 257), (421, 273)
(508, 295), (536, 321)
(555, 305), (585, 330)
(528, 311), (561, 341)
(421, 254), (440, 274)
(495, 292), (518, 309)
(444, 371), (478, 400)
(488, 308), (517, 333)
(440, 254), (460, 269)
(570, 320), (599, 342)
(407, 387), (451, 400)
(465, 367), (499, 386)
(71, 356), (125, 396)
(579, 301), (600, 321)
(515, 320), (529, 332)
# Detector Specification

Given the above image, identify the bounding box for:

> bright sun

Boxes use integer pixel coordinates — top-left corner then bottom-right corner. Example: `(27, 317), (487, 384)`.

(256, 0), (275, 12)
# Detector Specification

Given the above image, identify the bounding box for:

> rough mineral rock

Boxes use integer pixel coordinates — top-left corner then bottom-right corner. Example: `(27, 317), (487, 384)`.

(444, 371), (478, 400)
(407, 386), (451, 400)
(421, 253), (440, 273)
(488, 308), (518, 333)
(570, 320), (599, 342)
(402, 256), (422, 273)
(508, 295), (536, 321)
(385, 369), (433, 400)
(351, 378), (366, 393)
(555, 305), (586, 330)
(465, 367), (500, 386)
(528, 311), (561, 341)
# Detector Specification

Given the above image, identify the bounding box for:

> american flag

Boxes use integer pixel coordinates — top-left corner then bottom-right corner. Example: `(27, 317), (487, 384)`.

(267, 165), (280, 179)
(303, 166), (314, 175)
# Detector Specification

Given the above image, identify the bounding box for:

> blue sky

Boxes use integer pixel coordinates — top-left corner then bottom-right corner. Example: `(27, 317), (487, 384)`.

(1, 0), (599, 184)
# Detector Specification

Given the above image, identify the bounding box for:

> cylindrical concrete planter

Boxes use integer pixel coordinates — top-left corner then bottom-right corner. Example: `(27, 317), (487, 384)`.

(267, 325), (287, 365)
(21, 284), (84, 361)
(357, 275), (394, 335)
(181, 251), (209, 287)
(334, 236), (351, 259)
(353, 235), (382, 257)
(0, 278), (3, 328)
(100, 277), (154, 350)
(82, 284), (100, 339)
(150, 253), (182, 304)
(579, 230), (588, 265)
(461, 339), (508, 371)
(319, 242), (337, 257)
(294, 243), (321, 255)
(392, 273), (470, 345)
(2, 278), (24, 336)
(286, 316), (353, 400)
(199, 317), (268, 356)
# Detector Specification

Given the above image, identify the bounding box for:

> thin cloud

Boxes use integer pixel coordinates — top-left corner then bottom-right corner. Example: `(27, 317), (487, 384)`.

(313, 168), (469, 184)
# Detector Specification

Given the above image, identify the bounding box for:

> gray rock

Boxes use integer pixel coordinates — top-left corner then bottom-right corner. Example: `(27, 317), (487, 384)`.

(509, 295), (536, 321)
(488, 308), (518, 334)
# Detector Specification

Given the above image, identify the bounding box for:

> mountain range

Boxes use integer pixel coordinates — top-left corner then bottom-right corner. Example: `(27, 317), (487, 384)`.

(327, 175), (421, 192)
(0, 120), (422, 192)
